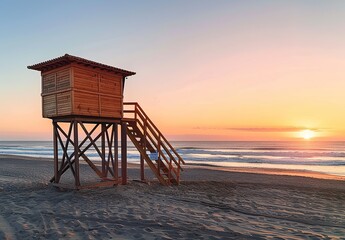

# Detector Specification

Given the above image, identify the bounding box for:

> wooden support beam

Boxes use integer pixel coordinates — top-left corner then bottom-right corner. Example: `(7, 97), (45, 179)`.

(105, 125), (115, 178)
(140, 154), (145, 181)
(50, 118), (125, 189)
(74, 120), (80, 187)
(77, 123), (100, 148)
(121, 122), (127, 185)
(56, 123), (73, 182)
(56, 126), (75, 178)
(79, 122), (103, 159)
(53, 122), (59, 183)
(102, 123), (106, 177)
(54, 123), (108, 179)
(81, 154), (103, 178)
(114, 124), (119, 180)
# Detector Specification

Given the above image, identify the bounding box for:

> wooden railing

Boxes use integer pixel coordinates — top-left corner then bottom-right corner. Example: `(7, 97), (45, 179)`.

(123, 102), (185, 184)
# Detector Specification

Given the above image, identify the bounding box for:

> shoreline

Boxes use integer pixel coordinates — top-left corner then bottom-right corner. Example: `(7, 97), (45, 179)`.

(1, 154), (345, 192)
(2, 153), (345, 182)
(186, 163), (345, 181)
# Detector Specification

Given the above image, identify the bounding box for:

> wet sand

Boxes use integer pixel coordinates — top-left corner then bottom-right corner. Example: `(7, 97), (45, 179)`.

(0, 155), (345, 239)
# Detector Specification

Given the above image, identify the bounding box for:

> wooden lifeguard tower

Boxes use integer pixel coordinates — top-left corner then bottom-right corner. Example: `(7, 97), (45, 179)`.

(28, 54), (185, 189)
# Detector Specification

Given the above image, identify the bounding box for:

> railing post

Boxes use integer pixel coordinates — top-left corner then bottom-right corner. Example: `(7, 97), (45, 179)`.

(158, 135), (161, 177)
(157, 158), (161, 176)
(143, 118), (147, 152)
(140, 154), (145, 181)
(177, 158), (180, 184)
(169, 157), (172, 182)
(158, 135), (161, 160)
(156, 130), (160, 177)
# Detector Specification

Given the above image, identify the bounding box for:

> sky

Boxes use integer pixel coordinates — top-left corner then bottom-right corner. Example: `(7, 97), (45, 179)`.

(0, 0), (345, 141)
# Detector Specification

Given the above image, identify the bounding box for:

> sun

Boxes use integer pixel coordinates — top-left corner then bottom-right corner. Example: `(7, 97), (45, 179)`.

(299, 129), (315, 140)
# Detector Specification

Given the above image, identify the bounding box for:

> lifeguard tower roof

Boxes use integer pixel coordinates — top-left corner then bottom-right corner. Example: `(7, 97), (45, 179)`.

(28, 54), (136, 76)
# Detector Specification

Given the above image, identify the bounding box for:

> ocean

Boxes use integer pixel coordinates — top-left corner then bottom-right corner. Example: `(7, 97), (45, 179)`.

(1, 141), (345, 177)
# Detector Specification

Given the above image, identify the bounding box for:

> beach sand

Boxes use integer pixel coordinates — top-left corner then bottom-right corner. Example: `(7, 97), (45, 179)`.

(0, 155), (345, 239)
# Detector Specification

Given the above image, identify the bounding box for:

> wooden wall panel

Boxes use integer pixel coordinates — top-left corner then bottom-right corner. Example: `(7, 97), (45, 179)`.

(57, 92), (72, 115)
(56, 69), (71, 91)
(41, 64), (124, 119)
(42, 66), (71, 94)
(43, 95), (56, 117)
(73, 67), (99, 92)
(42, 73), (56, 94)
(99, 74), (122, 96)
(100, 96), (122, 118)
(73, 91), (99, 116)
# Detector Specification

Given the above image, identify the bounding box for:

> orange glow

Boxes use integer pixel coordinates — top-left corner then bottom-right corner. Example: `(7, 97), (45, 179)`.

(299, 130), (315, 140)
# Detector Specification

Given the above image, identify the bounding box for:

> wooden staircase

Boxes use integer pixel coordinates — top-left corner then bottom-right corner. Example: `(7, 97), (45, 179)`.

(123, 102), (185, 185)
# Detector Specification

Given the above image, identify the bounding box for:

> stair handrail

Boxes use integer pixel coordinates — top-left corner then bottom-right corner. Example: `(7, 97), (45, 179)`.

(124, 102), (185, 166)
(135, 118), (181, 178)
(136, 103), (185, 166)
(126, 110), (182, 178)
(134, 109), (182, 172)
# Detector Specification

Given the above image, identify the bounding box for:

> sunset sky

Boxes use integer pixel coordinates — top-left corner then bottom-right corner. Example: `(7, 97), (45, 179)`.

(1, 1), (345, 141)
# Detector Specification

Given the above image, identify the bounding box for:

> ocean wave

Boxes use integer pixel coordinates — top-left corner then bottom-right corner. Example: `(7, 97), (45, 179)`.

(2, 141), (345, 174)
(178, 150), (345, 159)
(184, 156), (345, 166)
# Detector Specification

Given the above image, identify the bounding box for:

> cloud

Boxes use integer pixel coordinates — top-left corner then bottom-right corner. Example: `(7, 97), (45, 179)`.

(225, 127), (322, 132)
(194, 127), (325, 132)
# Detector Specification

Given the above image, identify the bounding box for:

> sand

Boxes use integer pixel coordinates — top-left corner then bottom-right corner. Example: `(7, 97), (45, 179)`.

(0, 155), (345, 239)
